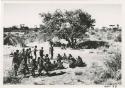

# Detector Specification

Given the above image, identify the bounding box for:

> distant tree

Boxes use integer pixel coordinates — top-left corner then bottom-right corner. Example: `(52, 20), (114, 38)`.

(101, 27), (107, 32)
(109, 25), (115, 31)
(39, 9), (95, 47)
(40, 24), (46, 32)
(115, 32), (121, 42)
(12, 26), (18, 30)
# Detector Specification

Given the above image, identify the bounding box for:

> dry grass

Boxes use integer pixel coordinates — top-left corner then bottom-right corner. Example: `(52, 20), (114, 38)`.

(104, 51), (121, 79)
(3, 69), (22, 84)
(99, 45), (121, 85)
(75, 44), (122, 85)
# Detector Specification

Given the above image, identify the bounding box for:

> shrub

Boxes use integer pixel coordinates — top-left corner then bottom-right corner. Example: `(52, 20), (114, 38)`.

(104, 51), (121, 79)
(75, 71), (83, 76)
(3, 70), (22, 84)
(4, 33), (26, 47)
(115, 32), (121, 42)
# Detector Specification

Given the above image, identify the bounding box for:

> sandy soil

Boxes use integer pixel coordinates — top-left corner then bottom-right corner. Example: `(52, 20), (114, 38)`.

(3, 42), (109, 85)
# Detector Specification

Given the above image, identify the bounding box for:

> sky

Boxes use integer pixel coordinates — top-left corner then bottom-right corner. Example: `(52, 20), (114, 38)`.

(3, 2), (122, 28)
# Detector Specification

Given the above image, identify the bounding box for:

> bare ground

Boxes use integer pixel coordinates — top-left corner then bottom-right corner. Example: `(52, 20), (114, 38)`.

(3, 42), (120, 85)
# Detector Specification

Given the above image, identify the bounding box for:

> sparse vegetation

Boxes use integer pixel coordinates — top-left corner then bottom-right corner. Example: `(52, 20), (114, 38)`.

(104, 48), (121, 80)
(4, 33), (26, 47)
(3, 9), (121, 85)
(3, 69), (22, 84)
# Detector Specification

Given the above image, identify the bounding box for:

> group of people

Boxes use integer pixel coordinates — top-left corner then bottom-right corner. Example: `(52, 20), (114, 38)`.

(12, 45), (86, 77)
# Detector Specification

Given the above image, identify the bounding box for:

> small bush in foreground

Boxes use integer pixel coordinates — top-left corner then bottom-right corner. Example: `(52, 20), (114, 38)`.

(103, 47), (121, 85)
(3, 70), (21, 84)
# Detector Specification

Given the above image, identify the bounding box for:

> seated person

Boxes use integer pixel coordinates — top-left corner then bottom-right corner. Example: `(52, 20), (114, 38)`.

(52, 61), (58, 70)
(68, 54), (72, 60)
(56, 60), (65, 69)
(57, 54), (62, 62)
(43, 54), (52, 72)
(76, 56), (86, 67)
(69, 57), (76, 68)
(62, 53), (67, 60)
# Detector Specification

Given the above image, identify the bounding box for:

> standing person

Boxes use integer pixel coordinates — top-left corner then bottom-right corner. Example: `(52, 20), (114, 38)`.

(18, 50), (23, 66)
(49, 45), (54, 59)
(12, 50), (19, 76)
(24, 49), (29, 74)
(26, 49), (29, 64)
(26, 48), (32, 65)
(34, 46), (38, 60)
(28, 48), (32, 64)
(18, 48), (25, 76)
(39, 47), (44, 58)
(21, 48), (29, 76)
(31, 56), (37, 77)
(37, 57), (44, 76)
(15, 50), (20, 67)
(21, 48), (26, 61)
(49, 40), (53, 47)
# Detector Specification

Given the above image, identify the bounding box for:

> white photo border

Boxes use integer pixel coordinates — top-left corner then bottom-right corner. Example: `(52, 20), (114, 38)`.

(0, 0), (125, 88)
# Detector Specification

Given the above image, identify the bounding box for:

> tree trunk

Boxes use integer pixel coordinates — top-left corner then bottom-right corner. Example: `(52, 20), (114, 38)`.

(71, 37), (74, 48)
(66, 37), (76, 48)
(71, 37), (77, 48)
(65, 38), (72, 47)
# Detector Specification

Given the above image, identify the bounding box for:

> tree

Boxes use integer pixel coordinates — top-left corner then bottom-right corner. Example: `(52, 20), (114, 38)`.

(39, 9), (95, 47)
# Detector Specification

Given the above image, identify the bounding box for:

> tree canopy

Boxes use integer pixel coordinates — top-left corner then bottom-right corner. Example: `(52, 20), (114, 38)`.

(39, 9), (95, 47)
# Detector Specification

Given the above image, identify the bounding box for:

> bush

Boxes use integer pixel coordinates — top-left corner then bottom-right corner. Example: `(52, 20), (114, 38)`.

(115, 33), (121, 42)
(104, 51), (121, 79)
(77, 40), (109, 49)
(75, 71), (83, 76)
(3, 70), (22, 84)
(4, 33), (26, 47)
